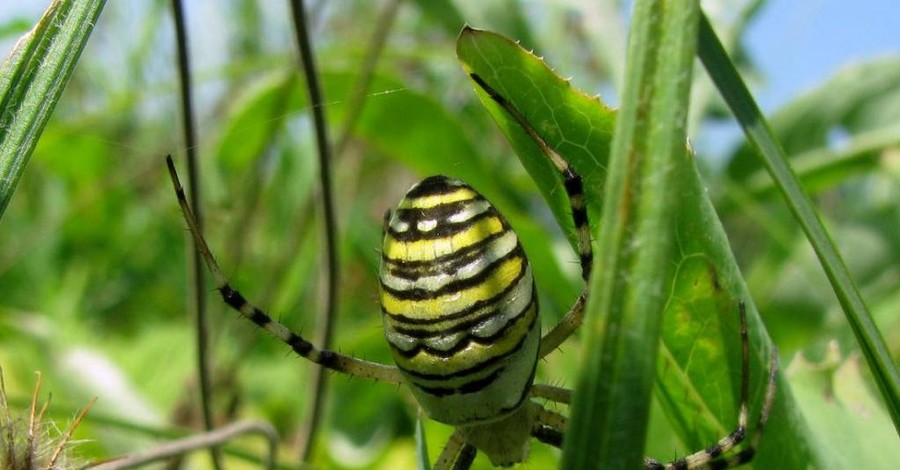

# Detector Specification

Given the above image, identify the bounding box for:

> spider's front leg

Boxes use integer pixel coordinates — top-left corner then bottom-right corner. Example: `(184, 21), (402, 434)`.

(467, 73), (593, 358)
(166, 156), (403, 384)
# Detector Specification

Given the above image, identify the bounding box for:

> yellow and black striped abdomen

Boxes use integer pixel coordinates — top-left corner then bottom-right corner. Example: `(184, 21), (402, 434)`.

(380, 176), (540, 426)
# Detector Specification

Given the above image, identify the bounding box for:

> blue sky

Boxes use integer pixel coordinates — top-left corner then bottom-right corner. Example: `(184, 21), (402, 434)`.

(744, 0), (899, 111)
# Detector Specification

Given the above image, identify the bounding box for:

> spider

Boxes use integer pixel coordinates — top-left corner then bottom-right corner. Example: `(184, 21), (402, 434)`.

(165, 71), (777, 469)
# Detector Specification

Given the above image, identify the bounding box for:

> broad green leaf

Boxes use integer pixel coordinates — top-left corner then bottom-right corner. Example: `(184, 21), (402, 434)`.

(456, 20), (819, 469)
(658, 159), (820, 469)
(0, 0), (107, 220)
(457, 28), (616, 248)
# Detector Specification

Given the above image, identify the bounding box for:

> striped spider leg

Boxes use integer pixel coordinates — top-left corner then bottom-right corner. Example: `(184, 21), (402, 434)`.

(166, 156), (403, 386)
(644, 303), (779, 470)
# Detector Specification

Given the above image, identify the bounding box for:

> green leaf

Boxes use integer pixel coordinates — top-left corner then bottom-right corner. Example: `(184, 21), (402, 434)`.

(0, 0), (107, 220)
(456, 28), (616, 248)
(656, 163), (819, 469)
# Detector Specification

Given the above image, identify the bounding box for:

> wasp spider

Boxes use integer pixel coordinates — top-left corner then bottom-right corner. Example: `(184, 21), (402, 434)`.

(166, 73), (777, 469)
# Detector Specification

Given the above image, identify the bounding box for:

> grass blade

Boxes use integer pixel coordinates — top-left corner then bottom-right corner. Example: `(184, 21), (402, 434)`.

(287, 0), (339, 460)
(697, 13), (900, 434)
(562, 2), (700, 467)
(168, 0), (220, 468)
(0, 0), (107, 220)
(415, 414), (431, 470)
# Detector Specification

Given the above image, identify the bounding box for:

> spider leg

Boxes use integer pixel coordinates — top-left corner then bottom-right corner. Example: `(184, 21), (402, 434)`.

(468, 74), (593, 357)
(644, 302), (779, 469)
(166, 156), (402, 384)
(532, 401), (567, 444)
(433, 430), (477, 470)
(530, 383), (572, 405)
(539, 292), (586, 357)
(532, 424), (564, 449)
(750, 350), (779, 451)
(689, 348), (777, 470)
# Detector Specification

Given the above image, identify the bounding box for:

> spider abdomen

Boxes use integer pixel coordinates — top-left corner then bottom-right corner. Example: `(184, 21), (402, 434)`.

(380, 176), (540, 426)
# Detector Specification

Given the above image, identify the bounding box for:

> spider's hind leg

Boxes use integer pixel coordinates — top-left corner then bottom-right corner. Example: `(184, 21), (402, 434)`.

(644, 302), (778, 470)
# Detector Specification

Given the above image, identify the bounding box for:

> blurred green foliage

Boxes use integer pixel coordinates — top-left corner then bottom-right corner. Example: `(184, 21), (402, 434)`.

(0, 1), (897, 469)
